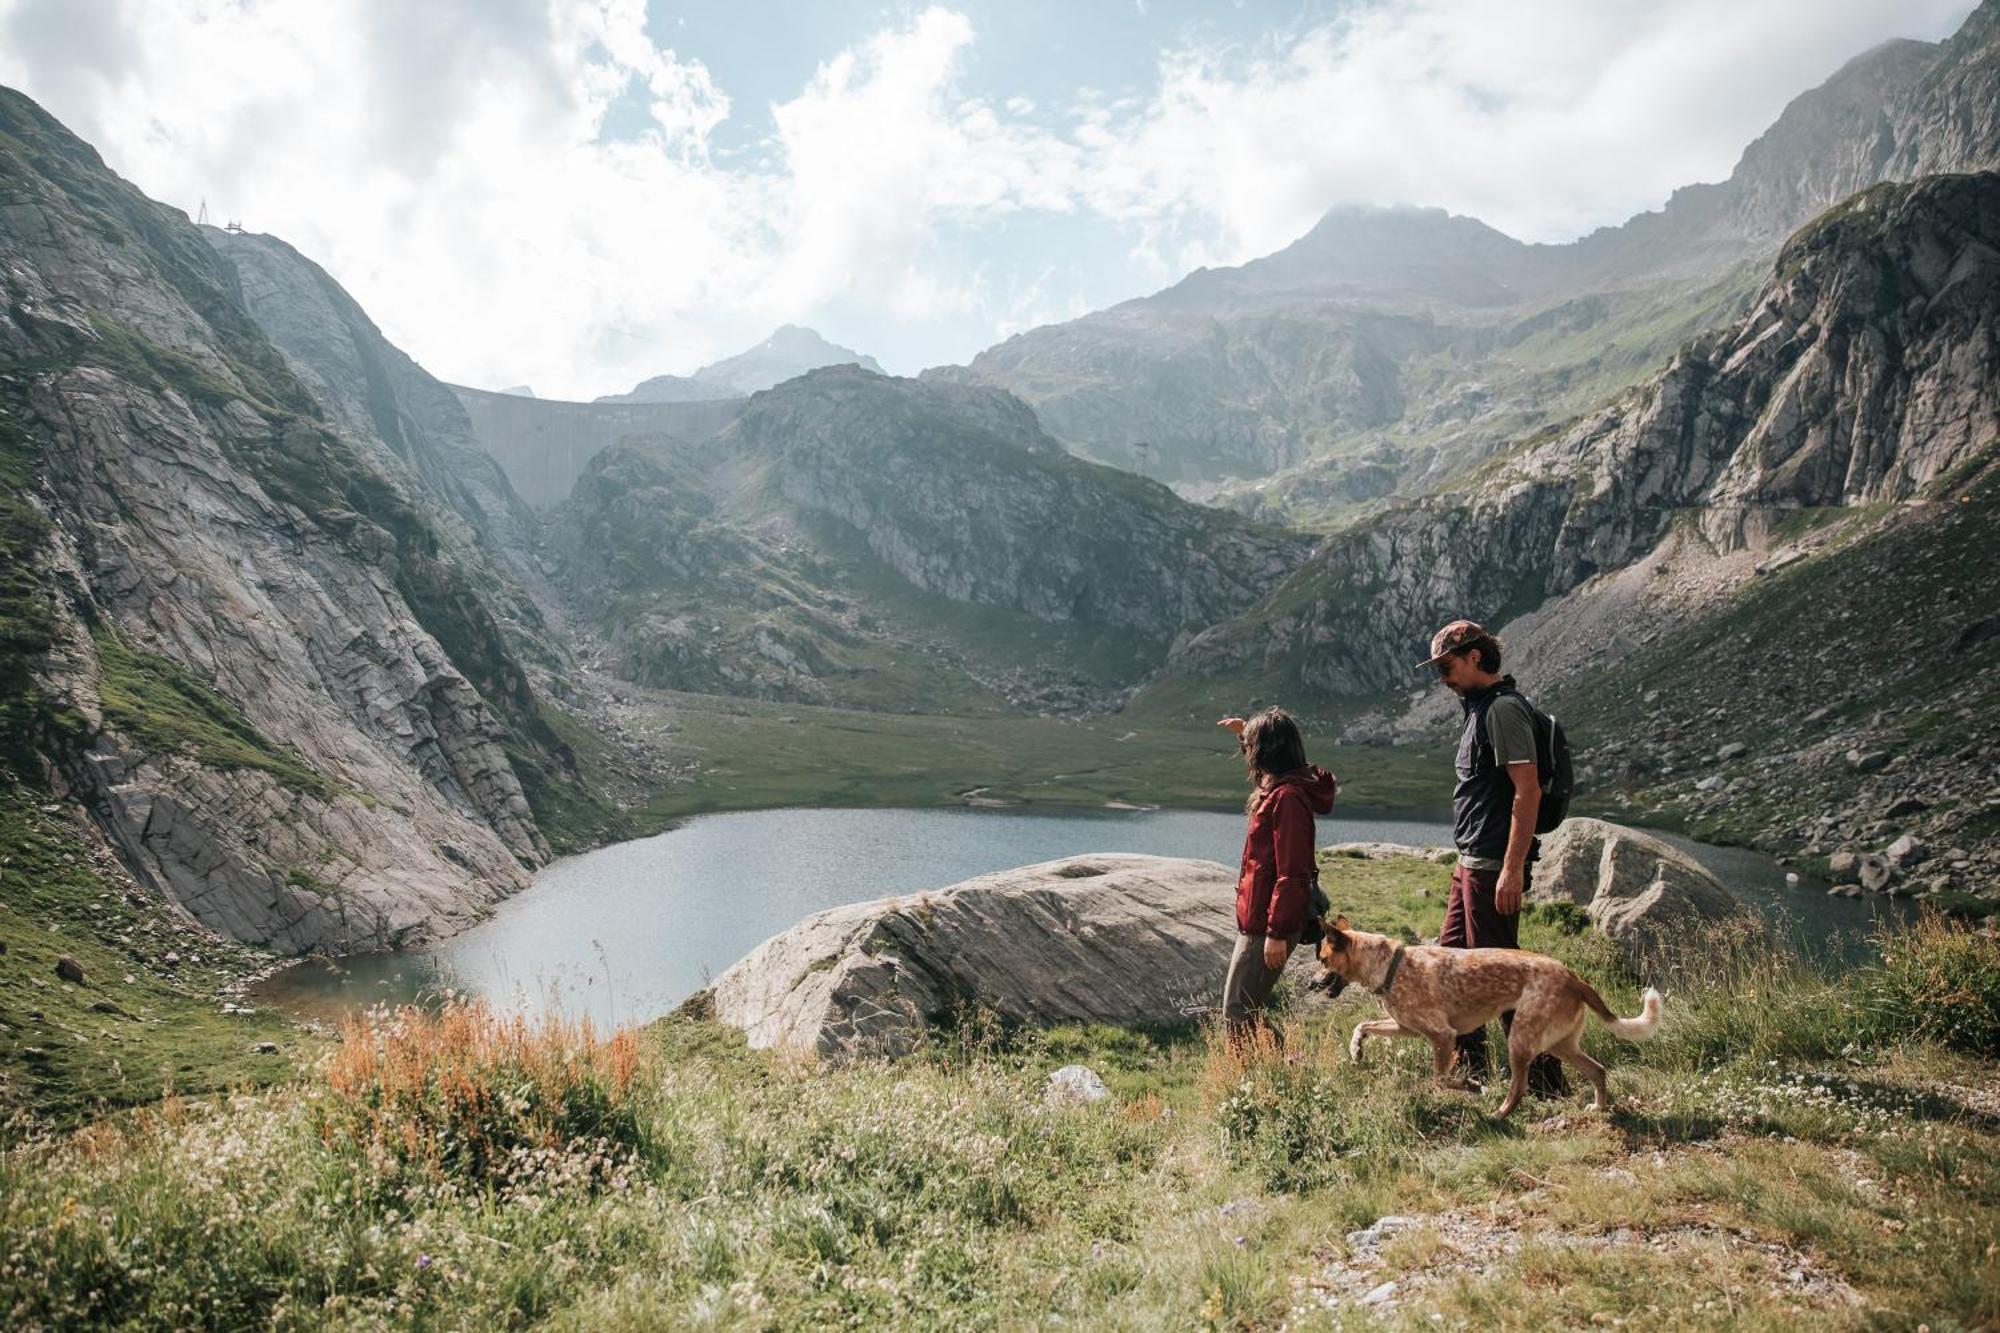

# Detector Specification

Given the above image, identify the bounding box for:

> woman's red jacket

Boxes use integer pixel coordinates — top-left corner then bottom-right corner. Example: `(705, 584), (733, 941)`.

(1236, 766), (1337, 938)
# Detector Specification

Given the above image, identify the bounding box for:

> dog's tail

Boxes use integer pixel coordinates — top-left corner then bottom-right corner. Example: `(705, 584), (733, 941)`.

(1578, 981), (1663, 1041)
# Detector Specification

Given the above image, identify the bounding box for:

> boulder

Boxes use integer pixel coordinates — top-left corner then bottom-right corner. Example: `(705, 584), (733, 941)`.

(54, 956), (85, 985)
(707, 854), (1275, 1059)
(1529, 819), (1749, 966)
(1826, 851), (1860, 884)
(1857, 854), (1895, 892)
(1884, 834), (1928, 868)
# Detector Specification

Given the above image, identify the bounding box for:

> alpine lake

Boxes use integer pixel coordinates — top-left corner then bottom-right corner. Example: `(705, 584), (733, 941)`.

(255, 805), (1903, 1029)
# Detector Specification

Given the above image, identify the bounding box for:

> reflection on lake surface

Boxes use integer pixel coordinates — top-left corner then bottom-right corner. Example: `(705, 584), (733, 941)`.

(256, 806), (1904, 1028)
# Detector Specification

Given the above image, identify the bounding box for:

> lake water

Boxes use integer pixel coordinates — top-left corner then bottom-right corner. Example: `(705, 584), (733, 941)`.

(256, 806), (1902, 1028)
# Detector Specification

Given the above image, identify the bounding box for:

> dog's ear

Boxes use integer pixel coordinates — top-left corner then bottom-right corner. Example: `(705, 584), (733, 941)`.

(1333, 914), (1350, 931)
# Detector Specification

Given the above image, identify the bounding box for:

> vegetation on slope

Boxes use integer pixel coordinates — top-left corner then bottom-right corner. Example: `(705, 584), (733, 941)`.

(1, 852), (1994, 1328)
(1547, 449), (2000, 888)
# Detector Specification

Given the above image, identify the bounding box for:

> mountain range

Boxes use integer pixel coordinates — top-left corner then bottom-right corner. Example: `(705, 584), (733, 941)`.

(1, 0), (1996, 961)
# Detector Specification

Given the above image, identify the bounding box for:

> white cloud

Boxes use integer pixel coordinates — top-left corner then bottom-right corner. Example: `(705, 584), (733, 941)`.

(1080, 0), (1978, 273)
(0, 0), (1974, 393)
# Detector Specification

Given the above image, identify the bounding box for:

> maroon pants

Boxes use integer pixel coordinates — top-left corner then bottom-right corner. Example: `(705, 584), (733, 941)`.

(1439, 862), (1565, 1090)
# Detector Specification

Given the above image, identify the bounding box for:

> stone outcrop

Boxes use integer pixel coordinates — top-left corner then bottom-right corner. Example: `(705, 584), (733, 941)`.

(0, 87), (571, 952)
(707, 854), (1290, 1058)
(1530, 820), (1749, 965)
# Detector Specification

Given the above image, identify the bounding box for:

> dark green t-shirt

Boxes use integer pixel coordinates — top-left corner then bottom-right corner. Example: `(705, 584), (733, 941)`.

(1459, 695), (1537, 871)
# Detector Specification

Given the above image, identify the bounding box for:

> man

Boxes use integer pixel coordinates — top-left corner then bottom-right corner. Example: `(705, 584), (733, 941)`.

(1417, 619), (1567, 1095)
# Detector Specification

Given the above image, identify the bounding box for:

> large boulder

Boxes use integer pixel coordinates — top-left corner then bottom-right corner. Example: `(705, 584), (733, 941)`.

(707, 854), (1276, 1058)
(1530, 819), (1750, 965)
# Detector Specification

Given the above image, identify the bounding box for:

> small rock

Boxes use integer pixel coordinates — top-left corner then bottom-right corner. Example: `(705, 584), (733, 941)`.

(1360, 1281), (1398, 1306)
(1784, 872), (1800, 887)
(1826, 851), (1859, 883)
(1883, 796), (1928, 819)
(1044, 1064), (1110, 1106)
(252, 1041), (280, 1055)
(54, 956), (85, 985)
(1884, 834), (1928, 869)
(1347, 1215), (1422, 1248)
(1848, 750), (1890, 773)
(1694, 775), (1724, 793)
(1716, 742), (1748, 762)
(163, 952), (180, 966)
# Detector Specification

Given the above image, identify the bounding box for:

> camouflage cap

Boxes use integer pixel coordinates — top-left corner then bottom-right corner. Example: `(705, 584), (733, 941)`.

(1415, 619), (1489, 670)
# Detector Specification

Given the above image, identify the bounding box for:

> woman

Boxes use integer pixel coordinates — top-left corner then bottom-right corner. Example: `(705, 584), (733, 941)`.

(1217, 707), (1337, 1045)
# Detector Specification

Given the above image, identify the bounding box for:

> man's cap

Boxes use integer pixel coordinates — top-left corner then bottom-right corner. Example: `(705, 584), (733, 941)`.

(1415, 619), (1489, 670)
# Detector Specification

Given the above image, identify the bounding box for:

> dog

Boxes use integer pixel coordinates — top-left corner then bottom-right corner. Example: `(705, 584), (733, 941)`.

(1311, 915), (1662, 1117)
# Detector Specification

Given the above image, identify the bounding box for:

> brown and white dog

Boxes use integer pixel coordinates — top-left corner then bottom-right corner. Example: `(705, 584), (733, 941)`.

(1312, 915), (1663, 1117)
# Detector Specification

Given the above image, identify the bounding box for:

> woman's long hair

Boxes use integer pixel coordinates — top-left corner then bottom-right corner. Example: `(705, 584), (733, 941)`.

(1240, 707), (1308, 811)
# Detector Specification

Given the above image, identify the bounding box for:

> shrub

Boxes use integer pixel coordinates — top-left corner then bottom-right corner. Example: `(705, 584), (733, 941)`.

(312, 1000), (648, 1199)
(1855, 912), (2000, 1057)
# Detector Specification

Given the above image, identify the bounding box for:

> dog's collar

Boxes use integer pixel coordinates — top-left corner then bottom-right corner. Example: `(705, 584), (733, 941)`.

(1373, 944), (1407, 996)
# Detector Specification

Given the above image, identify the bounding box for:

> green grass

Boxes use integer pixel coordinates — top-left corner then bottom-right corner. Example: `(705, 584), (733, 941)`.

(0, 857), (1993, 1329)
(0, 787), (303, 1126)
(627, 689), (1447, 824)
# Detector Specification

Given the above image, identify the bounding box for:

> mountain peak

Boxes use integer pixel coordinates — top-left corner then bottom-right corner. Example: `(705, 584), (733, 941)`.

(597, 325), (884, 404)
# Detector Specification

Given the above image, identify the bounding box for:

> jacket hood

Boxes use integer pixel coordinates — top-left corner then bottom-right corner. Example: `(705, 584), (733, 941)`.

(1266, 764), (1337, 814)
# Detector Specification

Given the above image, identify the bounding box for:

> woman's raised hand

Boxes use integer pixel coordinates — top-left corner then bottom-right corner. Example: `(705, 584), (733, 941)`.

(1216, 716), (1247, 738)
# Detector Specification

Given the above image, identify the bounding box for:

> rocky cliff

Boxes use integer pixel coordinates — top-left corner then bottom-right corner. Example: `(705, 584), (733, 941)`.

(1162, 171), (2000, 700)
(0, 88), (609, 952)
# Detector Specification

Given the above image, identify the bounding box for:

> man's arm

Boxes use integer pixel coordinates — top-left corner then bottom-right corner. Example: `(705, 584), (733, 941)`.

(1496, 763), (1540, 914)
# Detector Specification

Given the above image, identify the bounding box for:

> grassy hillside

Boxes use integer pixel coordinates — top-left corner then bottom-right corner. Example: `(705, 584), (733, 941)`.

(2, 852), (1994, 1328)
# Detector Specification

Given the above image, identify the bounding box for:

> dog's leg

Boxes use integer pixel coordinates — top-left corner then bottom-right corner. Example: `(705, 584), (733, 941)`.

(1348, 1018), (1406, 1064)
(1429, 1034), (1460, 1087)
(1495, 1026), (1540, 1118)
(1549, 1034), (1609, 1111)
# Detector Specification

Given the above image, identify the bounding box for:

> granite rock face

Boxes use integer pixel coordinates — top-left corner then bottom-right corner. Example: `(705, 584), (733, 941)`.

(0, 89), (554, 952)
(707, 854), (1291, 1058)
(1531, 820), (1749, 966)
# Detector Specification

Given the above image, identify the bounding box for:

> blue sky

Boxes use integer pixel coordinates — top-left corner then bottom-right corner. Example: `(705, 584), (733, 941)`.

(0, 1), (1978, 398)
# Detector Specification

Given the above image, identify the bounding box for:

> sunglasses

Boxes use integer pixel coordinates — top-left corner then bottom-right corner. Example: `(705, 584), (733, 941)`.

(1432, 651), (1463, 679)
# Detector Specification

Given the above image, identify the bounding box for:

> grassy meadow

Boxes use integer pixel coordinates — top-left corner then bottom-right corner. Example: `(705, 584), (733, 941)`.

(3, 849), (1996, 1330)
(625, 690), (1446, 824)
